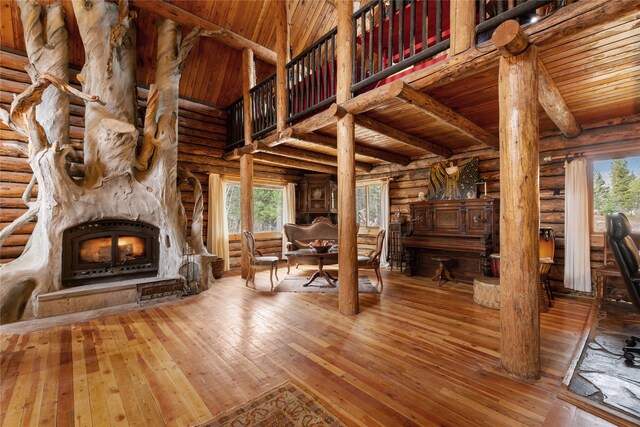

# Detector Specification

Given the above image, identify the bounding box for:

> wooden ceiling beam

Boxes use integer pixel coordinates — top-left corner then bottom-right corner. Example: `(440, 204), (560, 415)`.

(254, 152), (338, 174)
(537, 58), (581, 138)
(260, 144), (373, 172)
(354, 115), (452, 158)
(396, 82), (499, 148)
(264, 103), (347, 147)
(289, 130), (411, 166)
(223, 139), (372, 172)
(133, 0), (277, 65)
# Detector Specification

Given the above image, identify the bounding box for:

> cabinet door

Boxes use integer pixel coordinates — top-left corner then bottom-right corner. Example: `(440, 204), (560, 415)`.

(308, 184), (327, 211)
(432, 206), (462, 234)
(413, 206), (431, 235)
(466, 206), (489, 235)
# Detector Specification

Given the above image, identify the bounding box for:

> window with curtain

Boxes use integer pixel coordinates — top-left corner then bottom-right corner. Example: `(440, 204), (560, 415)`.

(356, 183), (381, 227)
(225, 184), (284, 234)
(592, 156), (640, 233)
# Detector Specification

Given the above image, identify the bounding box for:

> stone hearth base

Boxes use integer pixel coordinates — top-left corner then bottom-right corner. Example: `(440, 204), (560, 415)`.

(36, 276), (184, 318)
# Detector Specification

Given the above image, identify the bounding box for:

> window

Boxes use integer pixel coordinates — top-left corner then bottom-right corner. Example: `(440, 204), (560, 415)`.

(356, 184), (381, 227)
(592, 156), (640, 232)
(225, 184), (284, 234)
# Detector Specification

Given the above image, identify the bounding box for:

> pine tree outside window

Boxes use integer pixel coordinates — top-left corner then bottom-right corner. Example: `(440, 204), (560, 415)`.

(356, 184), (381, 227)
(592, 156), (640, 232)
(225, 184), (284, 234)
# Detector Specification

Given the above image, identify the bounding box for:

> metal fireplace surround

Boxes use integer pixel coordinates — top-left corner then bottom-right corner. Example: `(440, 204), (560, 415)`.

(62, 219), (160, 287)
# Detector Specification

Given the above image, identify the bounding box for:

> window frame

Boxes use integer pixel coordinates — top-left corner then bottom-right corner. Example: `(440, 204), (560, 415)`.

(587, 153), (640, 247)
(356, 182), (382, 228)
(224, 181), (286, 237)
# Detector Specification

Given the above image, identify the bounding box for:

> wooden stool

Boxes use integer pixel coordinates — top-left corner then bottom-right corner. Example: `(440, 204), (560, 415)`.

(432, 256), (456, 286)
(473, 277), (500, 309)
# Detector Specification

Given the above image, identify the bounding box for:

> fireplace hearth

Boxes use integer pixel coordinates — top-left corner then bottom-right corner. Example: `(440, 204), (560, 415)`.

(62, 220), (160, 287)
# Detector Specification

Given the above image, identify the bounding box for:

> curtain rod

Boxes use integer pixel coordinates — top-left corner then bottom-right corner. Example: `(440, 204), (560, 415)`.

(542, 152), (584, 162)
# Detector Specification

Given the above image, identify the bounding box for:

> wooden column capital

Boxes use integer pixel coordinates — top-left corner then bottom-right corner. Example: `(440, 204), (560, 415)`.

(491, 20), (530, 57)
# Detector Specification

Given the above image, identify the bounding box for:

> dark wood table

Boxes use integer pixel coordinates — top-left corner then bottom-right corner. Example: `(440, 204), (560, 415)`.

(301, 251), (339, 287)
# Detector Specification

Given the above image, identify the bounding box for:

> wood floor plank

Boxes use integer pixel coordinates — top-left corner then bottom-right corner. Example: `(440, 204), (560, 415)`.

(0, 270), (603, 426)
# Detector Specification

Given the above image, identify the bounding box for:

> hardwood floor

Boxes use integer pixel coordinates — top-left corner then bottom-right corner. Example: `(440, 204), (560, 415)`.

(0, 269), (616, 426)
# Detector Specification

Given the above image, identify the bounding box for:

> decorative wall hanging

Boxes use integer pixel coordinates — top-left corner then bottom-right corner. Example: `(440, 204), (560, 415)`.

(426, 157), (479, 200)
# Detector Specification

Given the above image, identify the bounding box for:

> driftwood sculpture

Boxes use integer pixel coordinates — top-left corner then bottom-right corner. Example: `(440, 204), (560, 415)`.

(0, 0), (211, 323)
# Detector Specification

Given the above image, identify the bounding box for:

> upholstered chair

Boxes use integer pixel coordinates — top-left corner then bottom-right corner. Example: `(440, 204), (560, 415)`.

(243, 230), (279, 291)
(357, 229), (386, 290)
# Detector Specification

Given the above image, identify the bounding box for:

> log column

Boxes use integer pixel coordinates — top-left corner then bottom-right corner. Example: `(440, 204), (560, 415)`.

(450, 0), (476, 56)
(493, 20), (540, 380)
(241, 48), (256, 279)
(336, 0), (358, 315)
(275, 0), (288, 131)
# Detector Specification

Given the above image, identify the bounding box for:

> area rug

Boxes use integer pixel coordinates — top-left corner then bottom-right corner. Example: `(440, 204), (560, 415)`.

(564, 301), (640, 422)
(274, 275), (379, 293)
(199, 381), (345, 427)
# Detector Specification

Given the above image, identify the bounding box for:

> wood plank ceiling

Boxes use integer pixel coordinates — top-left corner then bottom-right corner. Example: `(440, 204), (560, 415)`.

(0, 0), (338, 109)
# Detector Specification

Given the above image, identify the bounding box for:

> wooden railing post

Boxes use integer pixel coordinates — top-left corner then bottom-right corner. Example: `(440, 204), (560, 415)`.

(493, 20), (540, 380)
(450, 0), (476, 55)
(241, 48), (256, 279)
(275, 0), (288, 131)
(337, 0), (358, 316)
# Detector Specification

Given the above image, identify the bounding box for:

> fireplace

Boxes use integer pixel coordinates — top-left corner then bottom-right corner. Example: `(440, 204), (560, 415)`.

(62, 220), (160, 287)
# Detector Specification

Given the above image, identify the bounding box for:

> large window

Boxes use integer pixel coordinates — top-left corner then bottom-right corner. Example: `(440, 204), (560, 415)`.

(356, 184), (381, 227)
(592, 156), (640, 232)
(225, 184), (283, 234)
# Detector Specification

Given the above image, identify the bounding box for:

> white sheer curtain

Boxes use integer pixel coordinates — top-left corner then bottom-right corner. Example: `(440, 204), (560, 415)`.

(208, 174), (230, 270)
(282, 183), (296, 258)
(379, 180), (390, 268)
(564, 158), (591, 292)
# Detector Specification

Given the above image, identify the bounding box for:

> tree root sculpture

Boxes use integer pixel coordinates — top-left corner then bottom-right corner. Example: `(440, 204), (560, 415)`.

(0, 0), (212, 324)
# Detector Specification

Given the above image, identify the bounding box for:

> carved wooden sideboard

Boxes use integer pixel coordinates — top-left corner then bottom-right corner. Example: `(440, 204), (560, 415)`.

(403, 198), (498, 283)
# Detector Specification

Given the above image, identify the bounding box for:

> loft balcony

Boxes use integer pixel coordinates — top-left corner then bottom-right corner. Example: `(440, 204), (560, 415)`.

(224, 0), (602, 163)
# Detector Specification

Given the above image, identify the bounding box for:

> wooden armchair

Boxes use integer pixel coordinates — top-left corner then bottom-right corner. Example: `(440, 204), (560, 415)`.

(243, 230), (279, 291)
(357, 230), (386, 290)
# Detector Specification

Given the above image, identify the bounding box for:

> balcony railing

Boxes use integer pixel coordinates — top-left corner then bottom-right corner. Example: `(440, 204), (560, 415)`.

(287, 28), (338, 123)
(476, 0), (561, 42)
(226, 97), (244, 150)
(250, 72), (277, 139)
(352, 0), (450, 93)
(225, 0), (572, 151)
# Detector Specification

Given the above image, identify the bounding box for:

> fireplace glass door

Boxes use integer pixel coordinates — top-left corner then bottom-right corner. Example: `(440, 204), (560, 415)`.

(63, 220), (159, 287)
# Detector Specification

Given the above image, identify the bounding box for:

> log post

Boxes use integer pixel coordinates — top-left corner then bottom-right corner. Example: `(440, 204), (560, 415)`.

(336, 0), (358, 315)
(493, 21), (540, 380)
(275, 0), (288, 132)
(240, 48), (255, 279)
(449, 0), (476, 56)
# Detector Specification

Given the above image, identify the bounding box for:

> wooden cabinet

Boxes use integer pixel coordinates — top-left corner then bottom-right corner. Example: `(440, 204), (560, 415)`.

(296, 174), (337, 224)
(404, 198), (498, 283)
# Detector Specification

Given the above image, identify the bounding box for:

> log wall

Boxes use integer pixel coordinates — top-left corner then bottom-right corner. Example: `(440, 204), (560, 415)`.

(0, 49), (300, 265)
(362, 121), (640, 298)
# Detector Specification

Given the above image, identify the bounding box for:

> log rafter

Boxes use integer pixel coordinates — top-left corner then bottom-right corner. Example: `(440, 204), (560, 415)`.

(354, 114), (452, 158)
(395, 82), (499, 148)
(132, 0), (277, 65)
(223, 139), (373, 172)
(254, 152), (338, 175)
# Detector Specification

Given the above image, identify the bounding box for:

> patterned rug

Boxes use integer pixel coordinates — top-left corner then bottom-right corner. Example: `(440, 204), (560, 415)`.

(199, 381), (345, 427)
(274, 274), (379, 293)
